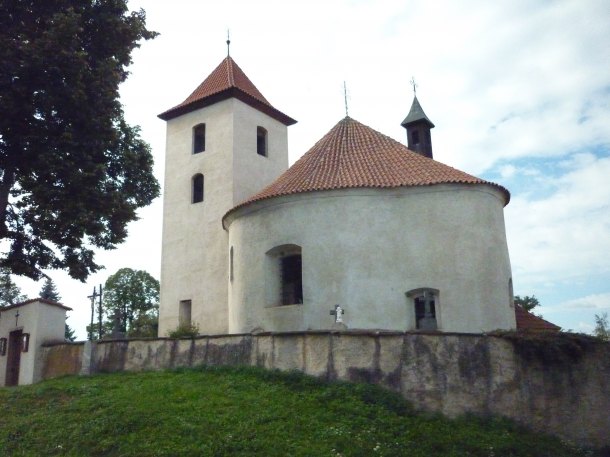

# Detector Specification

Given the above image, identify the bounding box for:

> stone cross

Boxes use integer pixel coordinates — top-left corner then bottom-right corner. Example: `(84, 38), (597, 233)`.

(330, 304), (345, 323)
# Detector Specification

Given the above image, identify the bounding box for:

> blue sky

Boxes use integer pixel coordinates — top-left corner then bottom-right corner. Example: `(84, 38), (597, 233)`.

(15, 0), (610, 338)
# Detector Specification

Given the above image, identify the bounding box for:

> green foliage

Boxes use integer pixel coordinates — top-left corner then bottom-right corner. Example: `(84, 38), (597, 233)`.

(168, 323), (200, 338)
(0, 269), (26, 306)
(102, 268), (159, 338)
(594, 313), (609, 341)
(39, 277), (61, 302)
(496, 330), (601, 364)
(0, 0), (159, 281)
(64, 323), (76, 342)
(0, 367), (601, 457)
(514, 295), (540, 312)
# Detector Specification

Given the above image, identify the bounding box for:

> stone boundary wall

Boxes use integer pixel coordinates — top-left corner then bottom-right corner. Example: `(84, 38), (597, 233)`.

(40, 331), (609, 448)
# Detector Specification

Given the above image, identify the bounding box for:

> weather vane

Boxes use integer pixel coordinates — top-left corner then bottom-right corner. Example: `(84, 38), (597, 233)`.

(226, 30), (231, 56)
(410, 76), (418, 96)
(343, 81), (349, 117)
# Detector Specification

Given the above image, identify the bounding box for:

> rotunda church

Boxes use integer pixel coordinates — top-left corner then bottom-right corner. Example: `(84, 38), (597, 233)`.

(157, 53), (516, 336)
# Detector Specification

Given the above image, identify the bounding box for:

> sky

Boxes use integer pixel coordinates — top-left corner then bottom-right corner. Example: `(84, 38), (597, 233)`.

(14, 0), (610, 340)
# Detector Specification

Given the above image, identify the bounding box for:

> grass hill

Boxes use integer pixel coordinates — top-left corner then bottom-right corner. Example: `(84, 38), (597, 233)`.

(0, 366), (602, 456)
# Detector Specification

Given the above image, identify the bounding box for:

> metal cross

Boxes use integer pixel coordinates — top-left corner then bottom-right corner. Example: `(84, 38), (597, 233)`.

(226, 30), (231, 56)
(343, 81), (349, 117)
(330, 304), (345, 323)
(15, 310), (20, 327)
(410, 76), (418, 96)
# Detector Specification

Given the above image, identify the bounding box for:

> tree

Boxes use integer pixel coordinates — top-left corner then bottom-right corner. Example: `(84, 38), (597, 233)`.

(594, 313), (609, 341)
(39, 277), (61, 302)
(38, 276), (76, 340)
(65, 323), (76, 342)
(0, 268), (26, 306)
(102, 268), (159, 338)
(0, 1), (159, 281)
(514, 295), (540, 312)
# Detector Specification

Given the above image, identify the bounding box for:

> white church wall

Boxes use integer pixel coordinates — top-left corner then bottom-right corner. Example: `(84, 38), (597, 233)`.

(231, 100), (289, 205)
(159, 98), (291, 336)
(226, 184), (515, 334)
(159, 100), (235, 336)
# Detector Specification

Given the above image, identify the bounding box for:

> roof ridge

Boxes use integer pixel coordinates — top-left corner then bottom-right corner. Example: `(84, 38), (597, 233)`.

(226, 56), (235, 86)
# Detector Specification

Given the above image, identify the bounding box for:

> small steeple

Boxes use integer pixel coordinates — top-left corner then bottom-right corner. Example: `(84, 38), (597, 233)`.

(401, 81), (435, 158)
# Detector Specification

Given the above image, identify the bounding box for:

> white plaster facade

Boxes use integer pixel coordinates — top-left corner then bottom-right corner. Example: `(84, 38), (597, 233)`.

(158, 98), (289, 336)
(0, 299), (69, 386)
(225, 185), (515, 333)
(158, 56), (516, 337)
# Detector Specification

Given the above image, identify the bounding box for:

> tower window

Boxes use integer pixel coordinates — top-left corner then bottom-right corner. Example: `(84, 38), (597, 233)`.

(179, 300), (192, 327)
(257, 126), (267, 157)
(193, 124), (206, 154)
(407, 288), (439, 330)
(192, 173), (204, 203)
(411, 130), (420, 145)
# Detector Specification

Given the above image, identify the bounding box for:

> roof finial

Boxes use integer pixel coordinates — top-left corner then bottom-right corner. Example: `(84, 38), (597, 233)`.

(410, 76), (418, 97)
(226, 30), (231, 56)
(343, 81), (349, 117)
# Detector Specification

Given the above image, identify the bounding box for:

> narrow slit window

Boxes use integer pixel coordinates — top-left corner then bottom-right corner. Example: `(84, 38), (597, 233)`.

(230, 246), (234, 282)
(193, 124), (206, 154)
(192, 174), (204, 203)
(257, 126), (267, 157)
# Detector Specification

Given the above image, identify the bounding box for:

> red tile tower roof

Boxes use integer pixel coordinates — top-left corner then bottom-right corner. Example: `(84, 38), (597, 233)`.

(515, 305), (561, 332)
(224, 116), (510, 223)
(158, 56), (296, 125)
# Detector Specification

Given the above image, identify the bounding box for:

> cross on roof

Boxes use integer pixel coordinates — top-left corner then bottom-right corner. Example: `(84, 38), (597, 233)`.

(410, 77), (418, 96)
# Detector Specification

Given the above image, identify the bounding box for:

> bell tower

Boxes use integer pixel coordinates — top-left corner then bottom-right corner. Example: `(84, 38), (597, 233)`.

(401, 83), (435, 159)
(157, 52), (296, 336)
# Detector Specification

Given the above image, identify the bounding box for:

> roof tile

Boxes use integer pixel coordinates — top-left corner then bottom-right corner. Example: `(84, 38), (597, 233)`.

(515, 305), (561, 331)
(158, 57), (295, 125)
(225, 116), (510, 218)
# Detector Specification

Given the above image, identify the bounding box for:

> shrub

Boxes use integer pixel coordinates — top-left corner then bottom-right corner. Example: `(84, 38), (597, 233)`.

(168, 323), (199, 338)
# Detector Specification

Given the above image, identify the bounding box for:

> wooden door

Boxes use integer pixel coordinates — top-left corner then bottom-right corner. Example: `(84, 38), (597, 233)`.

(5, 330), (22, 386)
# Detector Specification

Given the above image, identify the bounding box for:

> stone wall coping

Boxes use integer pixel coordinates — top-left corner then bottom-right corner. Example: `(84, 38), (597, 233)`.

(42, 341), (86, 348)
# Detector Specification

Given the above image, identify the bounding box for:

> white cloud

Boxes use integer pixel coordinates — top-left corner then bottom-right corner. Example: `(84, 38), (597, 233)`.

(555, 293), (610, 311)
(506, 154), (610, 287)
(12, 0), (610, 339)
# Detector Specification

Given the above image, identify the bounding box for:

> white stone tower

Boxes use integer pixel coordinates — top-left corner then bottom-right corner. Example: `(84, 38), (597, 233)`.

(157, 54), (296, 336)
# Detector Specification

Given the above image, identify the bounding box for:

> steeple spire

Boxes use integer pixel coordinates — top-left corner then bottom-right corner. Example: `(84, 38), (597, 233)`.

(226, 30), (231, 56)
(401, 89), (435, 159)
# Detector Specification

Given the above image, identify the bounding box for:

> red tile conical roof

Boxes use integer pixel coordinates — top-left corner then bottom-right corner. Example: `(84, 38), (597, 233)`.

(224, 117), (509, 222)
(515, 305), (561, 332)
(158, 57), (296, 125)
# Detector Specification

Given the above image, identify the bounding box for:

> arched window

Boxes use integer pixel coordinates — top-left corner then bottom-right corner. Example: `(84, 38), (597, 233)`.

(256, 126), (267, 157)
(406, 288), (439, 330)
(266, 244), (303, 305)
(192, 173), (204, 203)
(193, 124), (206, 154)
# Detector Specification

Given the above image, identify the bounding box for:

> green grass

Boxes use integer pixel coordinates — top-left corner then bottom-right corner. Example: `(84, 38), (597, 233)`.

(0, 366), (600, 456)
